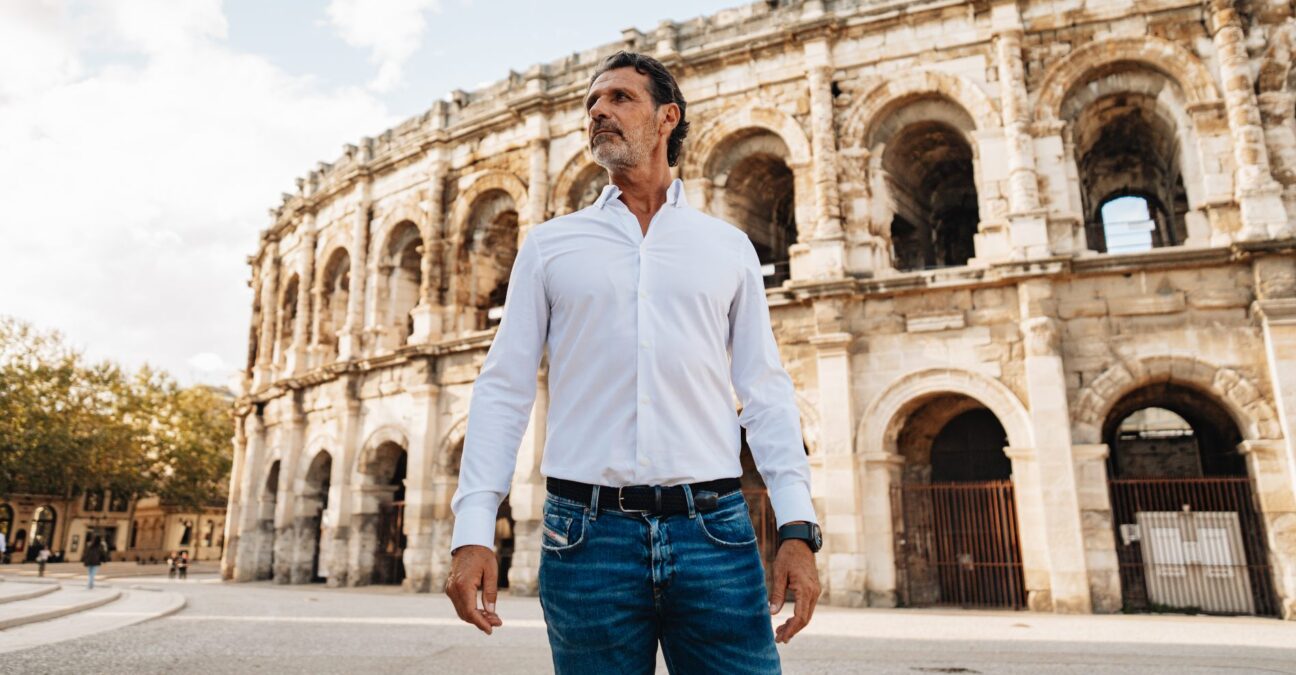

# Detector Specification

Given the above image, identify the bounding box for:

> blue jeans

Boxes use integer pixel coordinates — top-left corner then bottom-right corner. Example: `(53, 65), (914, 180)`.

(86, 565), (98, 589)
(538, 487), (780, 674)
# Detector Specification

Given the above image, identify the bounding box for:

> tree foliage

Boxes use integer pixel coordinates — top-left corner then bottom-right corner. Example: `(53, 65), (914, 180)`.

(0, 317), (233, 507)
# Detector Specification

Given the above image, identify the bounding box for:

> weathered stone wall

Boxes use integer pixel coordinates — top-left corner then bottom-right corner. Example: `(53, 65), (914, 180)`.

(222, 0), (1296, 619)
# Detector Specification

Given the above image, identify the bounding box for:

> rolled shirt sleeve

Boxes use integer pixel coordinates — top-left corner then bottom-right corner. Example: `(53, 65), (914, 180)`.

(728, 239), (818, 527)
(450, 234), (549, 551)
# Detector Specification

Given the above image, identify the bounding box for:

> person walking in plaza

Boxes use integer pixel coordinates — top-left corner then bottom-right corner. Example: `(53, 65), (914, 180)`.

(0, 528), (7, 565)
(167, 552), (177, 579)
(34, 538), (49, 577)
(82, 535), (107, 590)
(445, 51), (821, 674)
(177, 551), (189, 580)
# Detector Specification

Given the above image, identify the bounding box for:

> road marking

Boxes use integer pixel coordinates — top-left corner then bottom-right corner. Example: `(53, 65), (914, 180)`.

(170, 615), (548, 628)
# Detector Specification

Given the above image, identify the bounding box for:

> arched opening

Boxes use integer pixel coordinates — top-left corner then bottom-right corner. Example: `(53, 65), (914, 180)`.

(32, 506), (57, 555)
(361, 441), (408, 585)
(257, 460), (280, 581)
(302, 450), (333, 583)
(13, 529), (27, 554)
(381, 222), (423, 349)
(316, 248), (350, 363)
(892, 395), (1024, 609)
(277, 275), (299, 365)
(1103, 383), (1277, 615)
(738, 430), (809, 588)
(708, 130), (798, 287)
(1063, 68), (1192, 253)
(882, 121), (978, 271)
(565, 163), (609, 214)
(460, 191), (519, 329)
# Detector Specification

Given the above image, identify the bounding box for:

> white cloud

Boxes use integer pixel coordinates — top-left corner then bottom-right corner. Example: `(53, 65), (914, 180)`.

(326, 0), (441, 92)
(0, 1), (396, 385)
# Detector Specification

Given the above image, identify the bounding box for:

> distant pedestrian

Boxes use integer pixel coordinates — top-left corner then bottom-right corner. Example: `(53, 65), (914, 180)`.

(0, 529), (7, 564)
(34, 539), (49, 577)
(177, 551), (189, 580)
(167, 552), (177, 579)
(82, 535), (108, 589)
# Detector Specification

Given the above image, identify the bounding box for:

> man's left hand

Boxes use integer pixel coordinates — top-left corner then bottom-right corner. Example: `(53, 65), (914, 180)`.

(767, 535), (820, 644)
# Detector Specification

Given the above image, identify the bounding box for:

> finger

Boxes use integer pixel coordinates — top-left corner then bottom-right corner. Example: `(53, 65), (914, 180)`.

(775, 615), (805, 643)
(482, 558), (499, 616)
(768, 568), (789, 615)
(793, 575), (818, 627)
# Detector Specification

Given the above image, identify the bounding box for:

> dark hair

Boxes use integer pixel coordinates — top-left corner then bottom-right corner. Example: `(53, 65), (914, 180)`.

(591, 51), (690, 167)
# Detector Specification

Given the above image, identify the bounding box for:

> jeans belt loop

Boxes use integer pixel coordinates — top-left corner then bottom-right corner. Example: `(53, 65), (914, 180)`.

(589, 485), (601, 521)
(682, 484), (697, 519)
(653, 486), (662, 514)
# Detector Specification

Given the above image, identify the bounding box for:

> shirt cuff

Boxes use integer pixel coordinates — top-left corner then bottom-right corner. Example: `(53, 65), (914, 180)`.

(450, 493), (501, 552)
(768, 482), (818, 528)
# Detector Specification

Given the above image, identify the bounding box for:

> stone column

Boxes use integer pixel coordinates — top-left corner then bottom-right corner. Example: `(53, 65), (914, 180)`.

(526, 136), (549, 229)
(1210, 0), (1291, 240)
(338, 183), (372, 360)
(410, 159), (446, 344)
(860, 452), (902, 607)
(252, 243), (280, 389)
(287, 223), (316, 375)
(1255, 255), (1296, 505)
(1072, 443), (1122, 613)
(809, 332), (865, 606)
(1017, 280), (1092, 613)
(326, 378), (363, 587)
(221, 413), (249, 580)
(1239, 440), (1296, 620)
(791, 39), (847, 282)
(233, 414), (267, 582)
(508, 366), (550, 595)
(402, 381), (442, 592)
(992, 1), (1053, 258)
(1002, 445), (1054, 609)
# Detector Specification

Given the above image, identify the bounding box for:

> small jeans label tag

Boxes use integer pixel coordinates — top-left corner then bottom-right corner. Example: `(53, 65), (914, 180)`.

(544, 526), (568, 546)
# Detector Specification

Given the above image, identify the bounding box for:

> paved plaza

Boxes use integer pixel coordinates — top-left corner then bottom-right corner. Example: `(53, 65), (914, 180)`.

(0, 566), (1293, 674)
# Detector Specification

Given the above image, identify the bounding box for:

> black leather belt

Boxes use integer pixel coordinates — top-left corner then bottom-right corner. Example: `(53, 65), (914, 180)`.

(547, 477), (742, 515)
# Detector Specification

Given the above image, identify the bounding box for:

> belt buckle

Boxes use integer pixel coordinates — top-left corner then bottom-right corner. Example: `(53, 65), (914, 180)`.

(618, 486), (652, 513)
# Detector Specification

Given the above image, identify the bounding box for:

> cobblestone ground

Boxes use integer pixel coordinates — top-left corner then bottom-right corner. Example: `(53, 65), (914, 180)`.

(3, 573), (1294, 674)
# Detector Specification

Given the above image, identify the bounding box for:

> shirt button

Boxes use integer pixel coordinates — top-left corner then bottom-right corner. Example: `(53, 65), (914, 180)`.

(640, 341), (649, 349)
(640, 396), (650, 404)
(639, 290), (647, 298)
(639, 456), (650, 467)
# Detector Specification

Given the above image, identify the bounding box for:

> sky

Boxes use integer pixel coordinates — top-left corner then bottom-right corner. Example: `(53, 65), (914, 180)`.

(0, 0), (739, 389)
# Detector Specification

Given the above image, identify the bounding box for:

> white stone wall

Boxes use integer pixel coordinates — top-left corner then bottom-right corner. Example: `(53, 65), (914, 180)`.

(222, 0), (1296, 619)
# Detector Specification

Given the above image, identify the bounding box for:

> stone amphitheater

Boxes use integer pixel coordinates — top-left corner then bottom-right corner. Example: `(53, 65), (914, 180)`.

(223, 0), (1296, 619)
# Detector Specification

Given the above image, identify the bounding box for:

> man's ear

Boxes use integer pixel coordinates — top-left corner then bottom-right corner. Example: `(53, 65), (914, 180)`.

(658, 102), (680, 137)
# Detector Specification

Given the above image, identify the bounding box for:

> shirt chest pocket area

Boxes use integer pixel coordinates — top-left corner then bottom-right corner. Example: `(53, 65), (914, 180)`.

(541, 502), (588, 553)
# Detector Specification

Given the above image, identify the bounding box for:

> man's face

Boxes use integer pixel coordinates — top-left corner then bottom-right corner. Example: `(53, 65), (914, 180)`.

(585, 67), (668, 171)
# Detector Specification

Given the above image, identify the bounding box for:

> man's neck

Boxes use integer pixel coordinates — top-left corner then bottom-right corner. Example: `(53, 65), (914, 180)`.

(609, 161), (674, 235)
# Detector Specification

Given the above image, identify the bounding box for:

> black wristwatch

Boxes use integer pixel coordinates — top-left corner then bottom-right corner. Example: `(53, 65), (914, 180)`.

(777, 522), (822, 553)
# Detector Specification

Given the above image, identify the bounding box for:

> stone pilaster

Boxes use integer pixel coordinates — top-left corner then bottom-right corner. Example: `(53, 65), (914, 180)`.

(338, 182), (372, 360)
(402, 382), (442, 592)
(326, 379), (363, 587)
(221, 413), (249, 580)
(232, 415), (268, 582)
(410, 159), (446, 344)
(1255, 255), (1296, 511)
(286, 222), (316, 375)
(1239, 440), (1296, 620)
(860, 452), (902, 607)
(1017, 280), (1092, 613)
(791, 39), (847, 282)
(1209, 0), (1291, 240)
(252, 242), (280, 389)
(810, 332), (863, 605)
(1072, 443), (1121, 613)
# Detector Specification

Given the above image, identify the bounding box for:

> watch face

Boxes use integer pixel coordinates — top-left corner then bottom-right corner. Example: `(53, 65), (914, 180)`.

(812, 525), (823, 551)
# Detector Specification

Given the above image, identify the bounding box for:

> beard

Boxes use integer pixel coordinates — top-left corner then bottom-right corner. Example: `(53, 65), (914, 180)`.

(590, 122), (652, 171)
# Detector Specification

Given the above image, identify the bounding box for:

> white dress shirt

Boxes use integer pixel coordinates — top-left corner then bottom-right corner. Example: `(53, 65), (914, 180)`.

(451, 178), (816, 551)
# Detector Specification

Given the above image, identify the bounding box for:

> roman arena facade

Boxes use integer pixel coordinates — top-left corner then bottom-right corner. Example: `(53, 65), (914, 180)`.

(223, 0), (1296, 619)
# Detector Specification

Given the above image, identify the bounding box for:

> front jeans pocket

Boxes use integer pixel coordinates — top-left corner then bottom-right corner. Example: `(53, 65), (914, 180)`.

(697, 499), (758, 548)
(541, 500), (587, 553)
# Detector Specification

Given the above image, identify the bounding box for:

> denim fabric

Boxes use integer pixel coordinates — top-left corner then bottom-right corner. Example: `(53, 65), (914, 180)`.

(538, 488), (780, 675)
(86, 565), (98, 589)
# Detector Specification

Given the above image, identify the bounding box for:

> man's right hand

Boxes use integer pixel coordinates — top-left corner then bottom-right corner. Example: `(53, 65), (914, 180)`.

(445, 545), (503, 635)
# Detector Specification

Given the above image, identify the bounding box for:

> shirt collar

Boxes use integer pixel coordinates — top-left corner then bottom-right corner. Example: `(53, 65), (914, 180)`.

(594, 178), (688, 210)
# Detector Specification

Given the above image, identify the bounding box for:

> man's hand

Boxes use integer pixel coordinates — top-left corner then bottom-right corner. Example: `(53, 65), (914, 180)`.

(768, 536), (820, 644)
(445, 545), (503, 635)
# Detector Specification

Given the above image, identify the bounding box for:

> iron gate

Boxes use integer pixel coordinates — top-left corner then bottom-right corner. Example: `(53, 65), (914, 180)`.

(894, 480), (1026, 609)
(1108, 478), (1278, 616)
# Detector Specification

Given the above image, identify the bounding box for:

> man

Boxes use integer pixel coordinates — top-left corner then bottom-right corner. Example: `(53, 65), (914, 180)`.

(446, 51), (821, 673)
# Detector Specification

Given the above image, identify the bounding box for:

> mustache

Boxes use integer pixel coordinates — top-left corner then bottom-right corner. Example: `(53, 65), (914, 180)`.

(590, 121), (622, 138)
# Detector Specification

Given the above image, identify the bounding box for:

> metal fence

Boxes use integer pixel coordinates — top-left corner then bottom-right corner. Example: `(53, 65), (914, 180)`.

(376, 500), (406, 585)
(1108, 478), (1278, 617)
(894, 480), (1026, 609)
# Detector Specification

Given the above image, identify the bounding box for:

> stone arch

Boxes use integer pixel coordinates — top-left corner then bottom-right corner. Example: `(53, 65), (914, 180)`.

(1071, 356), (1281, 444)
(856, 368), (1034, 457)
(374, 218), (423, 350)
(275, 273), (301, 365)
(685, 104), (813, 181)
(448, 170), (529, 242)
(296, 435), (338, 486)
(374, 203), (429, 255)
(549, 149), (608, 217)
(1033, 37), (1220, 124)
(355, 425), (411, 477)
(314, 245), (351, 360)
(839, 70), (1001, 149)
(1258, 21), (1296, 96)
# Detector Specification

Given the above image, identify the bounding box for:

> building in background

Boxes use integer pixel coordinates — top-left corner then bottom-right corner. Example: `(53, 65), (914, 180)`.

(222, 0), (1296, 620)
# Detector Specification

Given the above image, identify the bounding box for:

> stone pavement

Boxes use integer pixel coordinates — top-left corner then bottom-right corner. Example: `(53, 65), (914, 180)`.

(0, 573), (1292, 674)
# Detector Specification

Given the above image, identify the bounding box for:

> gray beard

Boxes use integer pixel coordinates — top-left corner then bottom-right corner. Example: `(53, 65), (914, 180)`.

(591, 134), (646, 171)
